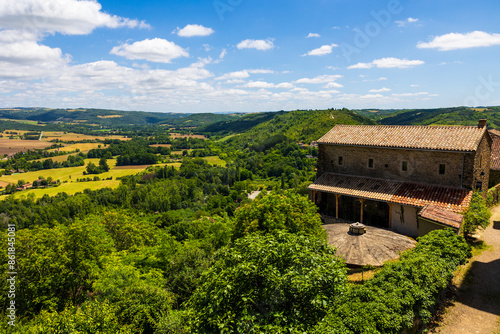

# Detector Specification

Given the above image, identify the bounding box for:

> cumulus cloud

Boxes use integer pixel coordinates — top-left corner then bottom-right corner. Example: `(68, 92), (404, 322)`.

(417, 31), (500, 51)
(396, 17), (419, 27)
(173, 24), (214, 37)
(237, 39), (274, 50)
(369, 87), (391, 93)
(391, 92), (429, 97)
(0, 0), (149, 36)
(110, 38), (189, 63)
(215, 69), (273, 81)
(348, 57), (424, 69)
(294, 74), (342, 85)
(303, 44), (338, 56)
(306, 33), (320, 38)
(242, 81), (294, 89)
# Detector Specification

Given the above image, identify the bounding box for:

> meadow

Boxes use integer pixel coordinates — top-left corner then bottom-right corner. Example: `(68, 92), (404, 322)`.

(0, 138), (53, 156)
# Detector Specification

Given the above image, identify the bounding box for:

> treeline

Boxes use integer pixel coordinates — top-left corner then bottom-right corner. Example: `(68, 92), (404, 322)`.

(1, 154), (85, 174)
(0, 190), (471, 333)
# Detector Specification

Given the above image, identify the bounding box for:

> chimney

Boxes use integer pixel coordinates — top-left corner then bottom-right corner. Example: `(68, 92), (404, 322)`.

(478, 119), (487, 128)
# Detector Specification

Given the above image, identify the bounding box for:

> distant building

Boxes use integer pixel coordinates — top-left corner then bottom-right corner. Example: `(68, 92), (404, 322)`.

(308, 120), (492, 237)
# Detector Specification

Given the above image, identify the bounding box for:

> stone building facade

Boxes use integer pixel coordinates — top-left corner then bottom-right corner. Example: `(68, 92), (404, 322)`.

(308, 121), (492, 237)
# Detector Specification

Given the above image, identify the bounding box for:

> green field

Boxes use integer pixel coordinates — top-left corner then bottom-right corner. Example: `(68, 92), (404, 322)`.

(203, 156), (226, 166)
(1, 180), (122, 200)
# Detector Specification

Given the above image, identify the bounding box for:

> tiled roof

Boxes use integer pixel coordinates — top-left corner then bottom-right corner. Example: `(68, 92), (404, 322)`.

(418, 204), (464, 229)
(318, 125), (487, 152)
(489, 129), (500, 170)
(308, 173), (472, 213)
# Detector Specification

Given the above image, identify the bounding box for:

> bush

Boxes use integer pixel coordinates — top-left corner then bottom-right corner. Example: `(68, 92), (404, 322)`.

(462, 192), (491, 237)
(313, 229), (471, 334)
(232, 190), (325, 240)
(188, 232), (347, 333)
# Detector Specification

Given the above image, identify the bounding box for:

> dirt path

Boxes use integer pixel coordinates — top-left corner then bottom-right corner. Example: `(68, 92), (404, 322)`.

(432, 205), (500, 334)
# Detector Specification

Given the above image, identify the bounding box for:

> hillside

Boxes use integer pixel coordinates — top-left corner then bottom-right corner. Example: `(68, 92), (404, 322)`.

(355, 107), (500, 128)
(0, 108), (240, 129)
(222, 108), (376, 146)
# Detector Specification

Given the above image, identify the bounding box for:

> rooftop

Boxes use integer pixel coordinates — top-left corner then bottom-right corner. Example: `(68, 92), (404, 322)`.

(418, 204), (464, 229)
(308, 173), (472, 213)
(318, 125), (488, 152)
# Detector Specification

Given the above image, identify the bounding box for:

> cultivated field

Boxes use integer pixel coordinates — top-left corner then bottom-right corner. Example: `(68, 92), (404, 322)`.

(149, 144), (172, 148)
(48, 143), (105, 153)
(0, 138), (53, 156)
(169, 133), (207, 139)
(41, 131), (130, 142)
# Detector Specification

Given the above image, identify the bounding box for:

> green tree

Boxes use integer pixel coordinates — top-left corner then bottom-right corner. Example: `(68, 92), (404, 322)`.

(99, 157), (110, 172)
(462, 191), (491, 237)
(187, 232), (347, 333)
(232, 190), (325, 240)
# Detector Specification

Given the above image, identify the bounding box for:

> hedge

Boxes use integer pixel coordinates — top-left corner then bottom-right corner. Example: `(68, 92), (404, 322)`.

(313, 229), (471, 334)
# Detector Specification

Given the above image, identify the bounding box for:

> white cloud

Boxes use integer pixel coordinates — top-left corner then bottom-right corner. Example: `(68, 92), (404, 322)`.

(410, 84), (420, 87)
(303, 44), (338, 56)
(213, 49), (226, 64)
(392, 92), (429, 97)
(215, 69), (273, 81)
(348, 57), (424, 69)
(110, 38), (189, 63)
(396, 17), (419, 27)
(241, 81), (293, 89)
(0, 0), (149, 36)
(324, 82), (343, 88)
(237, 39), (274, 51)
(294, 74), (342, 84)
(173, 24), (214, 37)
(369, 87), (391, 93)
(306, 33), (320, 38)
(417, 31), (500, 51)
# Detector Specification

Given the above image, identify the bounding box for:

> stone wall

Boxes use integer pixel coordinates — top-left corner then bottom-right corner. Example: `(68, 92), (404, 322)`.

(391, 204), (418, 238)
(317, 144), (476, 189)
(472, 134), (491, 194)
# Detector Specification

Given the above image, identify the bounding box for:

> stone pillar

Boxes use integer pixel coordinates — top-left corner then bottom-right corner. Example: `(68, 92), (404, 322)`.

(359, 198), (365, 224)
(388, 202), (392, 229)
(335, 194), (340, 219)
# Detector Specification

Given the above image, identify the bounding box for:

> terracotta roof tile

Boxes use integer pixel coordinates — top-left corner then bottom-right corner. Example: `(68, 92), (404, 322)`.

(318, 125), (486, 152)
(418, 204), (464, 229)
(489, 129), (500, 170)
(308, 173), (472, 213)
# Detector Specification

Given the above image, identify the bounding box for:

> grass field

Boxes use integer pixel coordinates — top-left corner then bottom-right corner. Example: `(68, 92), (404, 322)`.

(0, 119), (41, 125)
(48, 143), (105, 153)
(203, 156), (226, 166)
(41, 131), (130, 142)
(0, 159), (185, 197)
(169, 133), (207, 139)
(0, 138), (53, 156)
(0, 180), (122, 200)
(217, 134), (239, 142)
(150, 144), (172, 148)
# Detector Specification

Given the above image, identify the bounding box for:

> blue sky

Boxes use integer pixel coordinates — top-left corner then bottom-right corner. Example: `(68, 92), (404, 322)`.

(0, 0), (499, 113)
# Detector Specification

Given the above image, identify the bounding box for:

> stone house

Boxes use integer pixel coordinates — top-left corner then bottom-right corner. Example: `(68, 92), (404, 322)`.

(308, 120), (492, 237)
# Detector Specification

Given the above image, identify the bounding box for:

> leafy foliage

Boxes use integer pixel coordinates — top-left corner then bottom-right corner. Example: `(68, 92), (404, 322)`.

(462, 192), (491, 236)
(188, 232), (347, 333)
(233, 190), (325, 240)
(313, 229), (471, 334)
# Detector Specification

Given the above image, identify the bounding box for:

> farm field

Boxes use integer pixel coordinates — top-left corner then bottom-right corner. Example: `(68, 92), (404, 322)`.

(169, 132), (206, 139)
(48, 143), (105, 153)
(203, 156), (226, 166)
(0, 179), (122, 200)
(149, 144), (171, 148)
(35, 153), (79, 163)
(41, 131), (130, 142)
(0, 138), (53, 156)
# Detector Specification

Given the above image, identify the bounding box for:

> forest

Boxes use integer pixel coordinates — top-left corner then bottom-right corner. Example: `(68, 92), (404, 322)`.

(0, 106), (493, 333)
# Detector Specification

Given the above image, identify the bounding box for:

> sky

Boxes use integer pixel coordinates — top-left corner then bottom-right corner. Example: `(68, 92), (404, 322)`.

(0, 0), (499, 113)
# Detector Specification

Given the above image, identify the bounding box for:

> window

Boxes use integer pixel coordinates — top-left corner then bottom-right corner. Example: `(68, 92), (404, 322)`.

(402, 161), (408, 171)
(338, 156), (343, 165)
(439, 164), (446, 175)
(368, 158), (374, 168)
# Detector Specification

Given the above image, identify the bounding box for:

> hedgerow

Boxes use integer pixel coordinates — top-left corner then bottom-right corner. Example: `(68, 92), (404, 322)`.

(313, 229), (471, 334)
